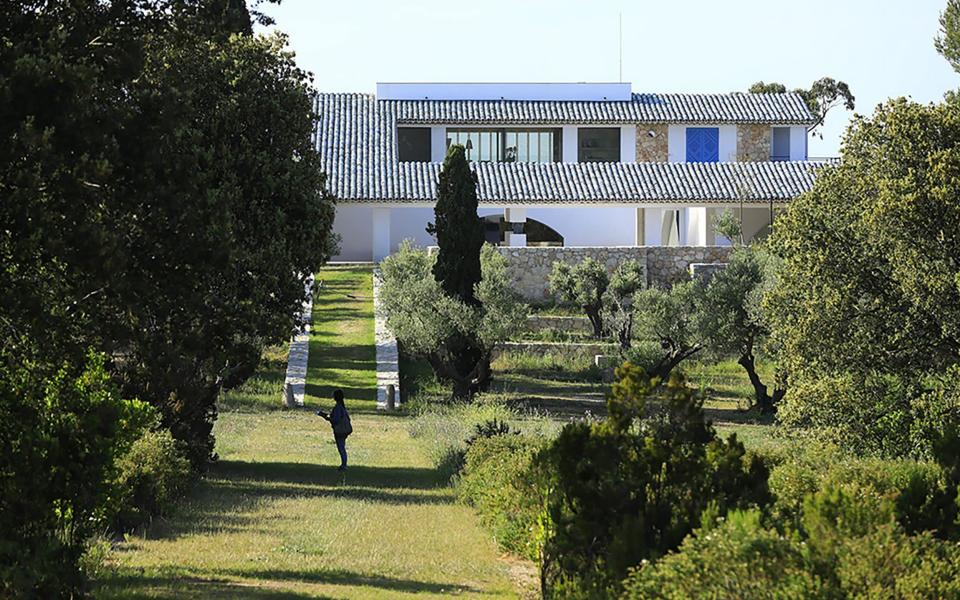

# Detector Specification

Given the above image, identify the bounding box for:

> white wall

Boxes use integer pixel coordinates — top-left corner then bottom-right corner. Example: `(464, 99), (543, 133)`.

(620, 125), (636, 162)
(667, 124), (736, 162)
(790, 126), (808, 160)
(331, 204), (374, 262)
(390, 207), (436, 250)
(430, 126), (446, 162)
(377, 82), (632, 101)
(562, 125), (578, 163)
(526, 206), (636, 246)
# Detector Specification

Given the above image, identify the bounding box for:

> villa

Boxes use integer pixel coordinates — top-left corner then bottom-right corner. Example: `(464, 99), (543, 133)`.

(314, 82), (823, 262)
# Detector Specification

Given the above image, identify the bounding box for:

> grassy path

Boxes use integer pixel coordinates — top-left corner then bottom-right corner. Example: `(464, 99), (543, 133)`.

(96, 266), (517, 599)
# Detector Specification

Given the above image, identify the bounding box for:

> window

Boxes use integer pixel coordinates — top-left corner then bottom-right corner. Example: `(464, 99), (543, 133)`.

(771, 127), (791, 161)
(446, 128), (561, 163)
(577, 128), (620, 162)
(397, 127), (432, 162)
(686, 127), (719, 162)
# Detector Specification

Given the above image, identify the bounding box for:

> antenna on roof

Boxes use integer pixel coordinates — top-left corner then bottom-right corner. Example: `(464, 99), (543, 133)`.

(618, 12), (623, 83)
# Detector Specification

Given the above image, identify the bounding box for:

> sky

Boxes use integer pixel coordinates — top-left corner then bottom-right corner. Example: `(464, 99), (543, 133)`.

(261, 0), (958, 157)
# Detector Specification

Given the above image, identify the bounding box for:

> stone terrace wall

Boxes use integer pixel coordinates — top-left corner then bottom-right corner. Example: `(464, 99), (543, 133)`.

(646, 246), (734, 287)
(497, 246), (648, 302)
(494, 246), (735, 301)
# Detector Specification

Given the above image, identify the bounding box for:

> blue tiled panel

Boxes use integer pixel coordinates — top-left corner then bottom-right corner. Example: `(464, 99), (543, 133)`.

(686, 127), (719, 162)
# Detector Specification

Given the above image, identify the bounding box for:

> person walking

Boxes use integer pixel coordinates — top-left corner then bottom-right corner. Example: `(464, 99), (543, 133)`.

(316, 389), (352, 470)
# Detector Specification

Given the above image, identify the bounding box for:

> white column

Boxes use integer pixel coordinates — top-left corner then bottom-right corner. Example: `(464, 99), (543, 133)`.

(685, 207), (708, 246)
(504, 206), (527, 247)
(562, 126), (578, 163)
(635, 207), (645, 245)
(620, 126), (636, 163)
(372, 207), (392, 262)
(430, 126), (447, 162)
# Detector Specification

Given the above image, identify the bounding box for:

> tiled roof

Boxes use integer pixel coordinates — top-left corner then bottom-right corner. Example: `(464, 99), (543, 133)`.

(388, 93), (816, 125)
(314, 92), (824, 205)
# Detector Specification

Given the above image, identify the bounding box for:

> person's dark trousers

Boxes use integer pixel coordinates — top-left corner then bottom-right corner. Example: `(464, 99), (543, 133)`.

(334, 434), (348, 469)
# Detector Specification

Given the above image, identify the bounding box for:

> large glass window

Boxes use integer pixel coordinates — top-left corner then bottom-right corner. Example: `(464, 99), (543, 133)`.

(446, 128), (561, 163)
(685, 127), (719, 162)
(397, 127), (432, 162)
(577, 128), (621, 162)
(771, 127), (791, 161)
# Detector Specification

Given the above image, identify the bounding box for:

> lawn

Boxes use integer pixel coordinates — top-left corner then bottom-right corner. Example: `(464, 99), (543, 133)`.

(94, 265), (519, 599)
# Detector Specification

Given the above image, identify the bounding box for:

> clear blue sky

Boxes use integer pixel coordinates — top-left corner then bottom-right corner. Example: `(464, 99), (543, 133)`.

(262, 0), (958, 157)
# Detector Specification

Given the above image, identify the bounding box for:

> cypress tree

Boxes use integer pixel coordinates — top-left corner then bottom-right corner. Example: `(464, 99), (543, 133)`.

(428, 144), (484, 305)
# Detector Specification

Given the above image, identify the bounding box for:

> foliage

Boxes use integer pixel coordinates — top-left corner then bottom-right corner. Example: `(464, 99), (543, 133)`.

(0, 353), (151, 598)
(112, 428), (194, 532)
(548, 258), (609, 338)
(380, 242), (527, 398)
(458, 434), (546, 561)
(633, 281), (706, 380)
(936, 0), (960, 73)
(621, 510), (822, 599)
(712, 208), (744, 245)
(602, 260), (646, 352)
(697, 248), (784, 412)
(749, 78), (855, 136)
(427, 144), (484, 305)
(1, 1), (336, 467)
(535, 364), (770, 597)
(767, 93), (960, 457)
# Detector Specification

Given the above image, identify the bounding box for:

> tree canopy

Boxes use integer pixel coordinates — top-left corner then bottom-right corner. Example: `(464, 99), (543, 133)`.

(749, 78), (855, 136)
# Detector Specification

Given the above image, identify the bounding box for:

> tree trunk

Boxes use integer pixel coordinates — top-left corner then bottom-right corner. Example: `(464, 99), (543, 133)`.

(585, 305), (604, 339)
(737, 351), (782, 414)
(650, 345), (701, 381)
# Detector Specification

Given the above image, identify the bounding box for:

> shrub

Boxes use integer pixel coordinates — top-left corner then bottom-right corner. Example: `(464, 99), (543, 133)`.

(621, 510), (822, 599)
(0, 353), (151, 597)
(535, 364), (770, 597)
(111, 428), (193, 531)
(548, 258), (609, 338)
(458, 435), (546, 560)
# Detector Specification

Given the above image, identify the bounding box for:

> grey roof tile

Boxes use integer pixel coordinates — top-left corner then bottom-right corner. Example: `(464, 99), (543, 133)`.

(313, 92), (823, 205)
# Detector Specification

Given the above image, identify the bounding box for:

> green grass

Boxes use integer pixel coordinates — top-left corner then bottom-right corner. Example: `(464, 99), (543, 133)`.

(219, 345), (289, 412)
(94, 265), (520, 599)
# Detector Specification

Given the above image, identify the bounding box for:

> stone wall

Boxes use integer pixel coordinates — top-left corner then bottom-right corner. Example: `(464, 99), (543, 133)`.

(497, 246), (648, 301)
(647, 246), (734, 286)
(493, 245), (735, 300)
(736, 124), (771, 162)
(635, 124), (668, 162)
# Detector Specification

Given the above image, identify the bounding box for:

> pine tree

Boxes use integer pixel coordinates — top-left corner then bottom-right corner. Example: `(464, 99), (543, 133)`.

(428, 144), (484, 305)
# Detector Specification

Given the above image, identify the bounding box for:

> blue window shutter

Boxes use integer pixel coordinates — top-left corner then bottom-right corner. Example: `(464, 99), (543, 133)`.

(685, 127), (719, 162)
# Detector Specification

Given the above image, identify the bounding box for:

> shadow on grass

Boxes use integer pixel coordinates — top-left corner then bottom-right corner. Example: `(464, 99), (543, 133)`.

(212, 461), (446, 490)
(218, 567), (485, 596)
(96, 574), (328, 599)
(98, 565), (484, 598)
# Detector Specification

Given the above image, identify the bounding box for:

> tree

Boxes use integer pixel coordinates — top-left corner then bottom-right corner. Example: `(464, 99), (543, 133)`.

(603, 260), (646, 352)
(633, 281), (706, 380)
(936, 0), (960, 73)
(536, 364), (770, 597)
(712, 208), (744, 245)
(0, 1), (336, 467)
(697, 248), (784, 413)
(428, 145), (484, 305)
(749, 78), (855, 137)
(548, 258), (610, 338)
(379, 242), (527, 399)
(0, 353), (151, 597)
(767, 94), (960, 456)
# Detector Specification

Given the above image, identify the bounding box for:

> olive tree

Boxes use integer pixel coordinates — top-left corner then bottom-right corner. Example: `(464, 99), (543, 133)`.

(379, 242), (527, 399)
(697, 248), (784, 413)
(602, 260), (646, 352)
(633, 281), (706, 380)
(548, 258), (609, 338)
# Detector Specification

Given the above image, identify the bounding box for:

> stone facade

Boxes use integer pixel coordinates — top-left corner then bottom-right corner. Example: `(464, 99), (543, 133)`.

(646, 246), (734, 286)
(497, 246), (649, 301)
(526, 315), (592, 335)
(493, 245), (735, 300)
(736, 124), (771, 162)
(635, 124), (669, 162)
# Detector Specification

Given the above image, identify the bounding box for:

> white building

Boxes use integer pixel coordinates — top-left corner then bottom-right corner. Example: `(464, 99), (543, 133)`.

(314, 82), (823, 262)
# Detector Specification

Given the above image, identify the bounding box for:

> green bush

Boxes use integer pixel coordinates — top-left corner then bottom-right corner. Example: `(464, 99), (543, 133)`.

(622, 510), (823, 599)
(458, 434), (546, 561)
(535, 364), (770, 598)
(0, 353), (151, 597)
(111, 428), (193, 531)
